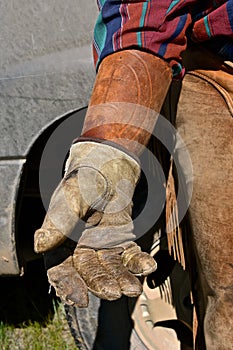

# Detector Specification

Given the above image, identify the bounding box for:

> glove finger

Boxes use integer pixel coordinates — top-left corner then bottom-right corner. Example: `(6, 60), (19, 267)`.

(122, 243), (157, 276)
(35, 219), (68, 254)
(73, 248), (122, 301)
(34, 177), (81, 253)
(47, 256), (89, 307)
(97, 248), (143, 297)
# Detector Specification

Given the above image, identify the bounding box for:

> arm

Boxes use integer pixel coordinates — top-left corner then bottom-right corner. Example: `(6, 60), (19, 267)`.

(34, 0), (200, 307)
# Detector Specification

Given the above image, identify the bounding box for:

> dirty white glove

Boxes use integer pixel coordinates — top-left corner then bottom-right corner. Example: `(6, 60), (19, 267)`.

(34, 141), (157, 307)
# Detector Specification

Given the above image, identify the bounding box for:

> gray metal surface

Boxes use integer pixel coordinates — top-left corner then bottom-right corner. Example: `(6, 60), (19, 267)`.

(0, 0), (97, 157)
(0, 0), (97, 274)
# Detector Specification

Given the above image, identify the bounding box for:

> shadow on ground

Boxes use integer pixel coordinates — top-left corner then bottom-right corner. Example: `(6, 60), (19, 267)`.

(0, 258), (58, 325)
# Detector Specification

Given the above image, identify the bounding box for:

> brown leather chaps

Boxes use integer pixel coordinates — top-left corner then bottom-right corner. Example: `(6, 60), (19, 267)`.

(174, 46), (233, 350)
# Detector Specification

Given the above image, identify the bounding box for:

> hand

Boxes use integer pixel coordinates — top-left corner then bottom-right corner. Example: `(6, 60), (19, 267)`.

(35, 141), (157, 307)
(45, 241), (156, 307)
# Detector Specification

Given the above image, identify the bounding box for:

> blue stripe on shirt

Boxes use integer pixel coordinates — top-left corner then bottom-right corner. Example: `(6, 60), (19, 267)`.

(94, 1), (122, 65)
(137, 2), (149, 46)
(204, 15), (212, 38)
(166, 0), (182, 15)
(94, 13), (107, 56)
(158, 14), (188, 56)
(227, 0), (233, 31)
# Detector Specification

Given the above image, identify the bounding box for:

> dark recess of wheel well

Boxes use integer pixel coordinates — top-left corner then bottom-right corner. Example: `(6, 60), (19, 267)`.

(15, 107), (87, 267)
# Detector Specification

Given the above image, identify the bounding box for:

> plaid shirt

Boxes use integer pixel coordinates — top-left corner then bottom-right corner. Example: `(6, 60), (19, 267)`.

(93, 0), (233, 77)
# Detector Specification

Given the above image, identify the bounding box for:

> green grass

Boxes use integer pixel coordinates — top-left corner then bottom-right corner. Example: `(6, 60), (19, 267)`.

(0, 303), (78, 350)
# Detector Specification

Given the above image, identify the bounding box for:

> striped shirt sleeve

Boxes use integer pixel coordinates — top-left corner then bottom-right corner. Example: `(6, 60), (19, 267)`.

(93, 0), (233, 77)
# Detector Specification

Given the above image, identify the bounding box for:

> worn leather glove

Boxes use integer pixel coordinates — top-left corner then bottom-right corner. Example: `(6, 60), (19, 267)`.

(34, 141), (157, 307)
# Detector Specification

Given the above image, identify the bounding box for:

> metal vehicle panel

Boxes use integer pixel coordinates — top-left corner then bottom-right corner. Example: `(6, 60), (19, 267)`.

(0, 0), (97, 274)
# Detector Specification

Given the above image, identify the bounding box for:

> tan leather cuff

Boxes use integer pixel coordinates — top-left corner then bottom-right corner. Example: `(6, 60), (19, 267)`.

(81, 50), (172, 156)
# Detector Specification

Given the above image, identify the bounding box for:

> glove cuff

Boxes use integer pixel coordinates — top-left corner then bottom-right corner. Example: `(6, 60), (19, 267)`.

(72, 136), (140, 165)
(65, 141), (141, 184)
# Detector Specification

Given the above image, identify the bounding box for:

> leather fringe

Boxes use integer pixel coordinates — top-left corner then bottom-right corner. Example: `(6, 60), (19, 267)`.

(159, 277), (173, 305)
(166, 157), (186, 269)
